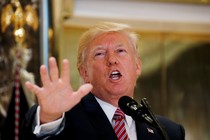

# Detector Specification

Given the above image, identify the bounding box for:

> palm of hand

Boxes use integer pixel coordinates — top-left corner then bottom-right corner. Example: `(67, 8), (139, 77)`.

(25, 57), (92, 123)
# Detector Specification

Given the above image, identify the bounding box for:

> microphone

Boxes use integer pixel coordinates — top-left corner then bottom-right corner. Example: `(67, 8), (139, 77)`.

(118, 96), (152, 123)
(118, 96), (170, 140)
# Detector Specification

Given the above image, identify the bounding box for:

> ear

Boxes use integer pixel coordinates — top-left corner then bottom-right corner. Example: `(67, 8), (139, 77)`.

(135, 57), (142, 77)
(79, 66), (89, 83)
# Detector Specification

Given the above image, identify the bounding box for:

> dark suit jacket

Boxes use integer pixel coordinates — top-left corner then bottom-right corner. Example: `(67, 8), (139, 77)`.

(20, 93), (185, 140)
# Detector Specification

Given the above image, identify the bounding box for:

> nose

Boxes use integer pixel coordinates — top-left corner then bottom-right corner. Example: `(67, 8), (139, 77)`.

(106, 53), (119, 66)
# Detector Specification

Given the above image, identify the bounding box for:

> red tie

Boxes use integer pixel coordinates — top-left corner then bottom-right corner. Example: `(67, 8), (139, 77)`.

(113, 108), (130, 140)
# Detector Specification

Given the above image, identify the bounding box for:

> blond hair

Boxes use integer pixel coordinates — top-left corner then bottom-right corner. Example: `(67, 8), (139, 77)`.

(77, 21), (139, 70)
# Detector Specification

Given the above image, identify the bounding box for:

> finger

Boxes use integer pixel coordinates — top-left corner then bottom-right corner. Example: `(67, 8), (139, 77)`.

(66, 84), (93, 112)
(25, 81), (41, 96)
(75, 83), (93, 99)
(61, 59), (70, 83)
(40, 65), (50, 87)
(49, 57), (59, 81)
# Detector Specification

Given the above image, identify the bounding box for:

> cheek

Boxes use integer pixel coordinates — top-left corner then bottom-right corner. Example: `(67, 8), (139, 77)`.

(88, 59), (105, 71)
(125, 60), (140, 78)
(93, 63), (108, 81)
(86, 63), (102, 80)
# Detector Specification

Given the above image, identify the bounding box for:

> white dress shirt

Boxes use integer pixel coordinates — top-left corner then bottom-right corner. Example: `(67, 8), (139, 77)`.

(95, 97), (137, 140)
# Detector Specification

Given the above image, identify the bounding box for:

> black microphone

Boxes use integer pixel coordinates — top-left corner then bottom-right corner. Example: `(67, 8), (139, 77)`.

(118, 96), (153, 125)
(118, 96), (170, 140)
(118, 96), (146, 122)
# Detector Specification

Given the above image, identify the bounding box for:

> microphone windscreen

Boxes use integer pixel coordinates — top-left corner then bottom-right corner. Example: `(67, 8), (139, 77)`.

(118, 96), (138, 116)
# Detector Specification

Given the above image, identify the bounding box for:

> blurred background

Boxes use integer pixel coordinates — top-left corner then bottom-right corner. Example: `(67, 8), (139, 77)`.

(0, 0), (210, 140)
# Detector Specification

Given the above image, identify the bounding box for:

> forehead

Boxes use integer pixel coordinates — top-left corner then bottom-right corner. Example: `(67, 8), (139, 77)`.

(92, 32), (129, 43)
(88, 32), (131, 50)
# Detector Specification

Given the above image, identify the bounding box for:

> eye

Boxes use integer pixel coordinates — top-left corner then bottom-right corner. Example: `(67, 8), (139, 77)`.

(94, 50), (106, 58)
(95, 52), (104, 56)
(118, 49), (124, 52)
(116, 48), (126, 54)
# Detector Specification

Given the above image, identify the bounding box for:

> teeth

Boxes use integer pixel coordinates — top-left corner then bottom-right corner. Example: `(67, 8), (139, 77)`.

(110, 70), (121, 80)
(112, 71), (119, 75)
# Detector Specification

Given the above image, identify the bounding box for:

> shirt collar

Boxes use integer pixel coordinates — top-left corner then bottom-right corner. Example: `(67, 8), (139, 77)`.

(95, 96), (133, 127)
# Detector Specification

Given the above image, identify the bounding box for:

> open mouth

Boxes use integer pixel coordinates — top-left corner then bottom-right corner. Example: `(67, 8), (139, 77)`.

(109, 70), (122, 80)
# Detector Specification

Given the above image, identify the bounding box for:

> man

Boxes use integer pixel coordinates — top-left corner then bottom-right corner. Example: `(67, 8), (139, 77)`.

(20, 22), (185, 140)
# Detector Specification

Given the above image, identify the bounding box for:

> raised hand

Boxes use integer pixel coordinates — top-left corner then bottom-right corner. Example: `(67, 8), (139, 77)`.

(25, 57), (92, 124)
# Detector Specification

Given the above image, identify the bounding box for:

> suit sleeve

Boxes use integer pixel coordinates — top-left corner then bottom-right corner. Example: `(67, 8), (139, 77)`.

(20, 104), (41, 140)
(20, 104), (66, 140)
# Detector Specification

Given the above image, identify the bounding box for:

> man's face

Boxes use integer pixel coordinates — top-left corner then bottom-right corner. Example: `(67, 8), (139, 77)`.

(80, 32), (141, 103)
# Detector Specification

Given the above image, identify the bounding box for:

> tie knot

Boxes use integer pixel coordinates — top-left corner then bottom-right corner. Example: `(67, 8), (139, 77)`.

(113, 108), (125, 120)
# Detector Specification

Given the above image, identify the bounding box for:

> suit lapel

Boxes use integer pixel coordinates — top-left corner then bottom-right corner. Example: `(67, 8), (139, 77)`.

(81, 93), (118, 140)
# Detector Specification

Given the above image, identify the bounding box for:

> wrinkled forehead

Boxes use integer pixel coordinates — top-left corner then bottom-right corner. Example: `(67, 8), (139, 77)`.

(87, 32), (133, 50)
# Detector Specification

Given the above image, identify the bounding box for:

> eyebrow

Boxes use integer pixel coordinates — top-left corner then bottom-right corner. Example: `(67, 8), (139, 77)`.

(90, 45), (106, 54)
(90, 43), (125, 53)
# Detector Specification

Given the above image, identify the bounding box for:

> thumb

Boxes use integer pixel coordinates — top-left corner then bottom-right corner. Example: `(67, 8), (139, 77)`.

(66, 83), (93, 111)
(76, 83), (93, 98)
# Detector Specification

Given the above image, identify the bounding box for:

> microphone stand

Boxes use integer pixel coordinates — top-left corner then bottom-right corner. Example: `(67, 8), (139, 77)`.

(140, 98), (170, 140)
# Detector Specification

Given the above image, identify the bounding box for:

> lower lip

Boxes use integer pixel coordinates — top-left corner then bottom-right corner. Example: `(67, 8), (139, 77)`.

(109, 75), (122, 82)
